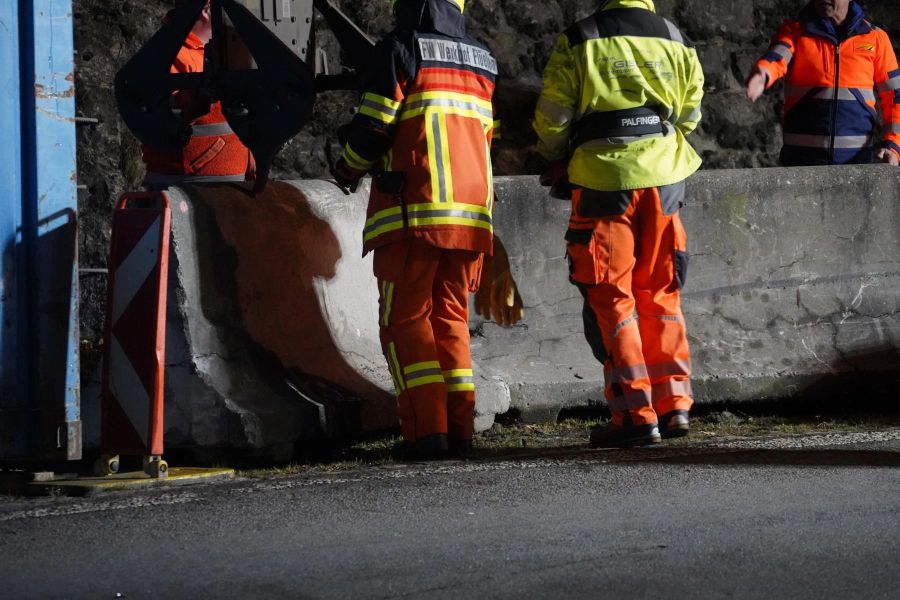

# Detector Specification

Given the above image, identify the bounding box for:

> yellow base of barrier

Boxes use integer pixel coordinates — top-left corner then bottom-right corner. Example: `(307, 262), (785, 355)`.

(27, 467), (235, 496)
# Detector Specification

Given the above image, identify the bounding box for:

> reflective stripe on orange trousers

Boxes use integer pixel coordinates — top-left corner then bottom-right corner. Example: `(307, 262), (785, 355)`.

(374, 238), (483, 441)
(567, 186), (694, 427)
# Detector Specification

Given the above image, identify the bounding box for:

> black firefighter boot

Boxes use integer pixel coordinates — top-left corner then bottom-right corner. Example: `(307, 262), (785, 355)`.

(391, 433), (449, 462)
(589, 413), (662, 448)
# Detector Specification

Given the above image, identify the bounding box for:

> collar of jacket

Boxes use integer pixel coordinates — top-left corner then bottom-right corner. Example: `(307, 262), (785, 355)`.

(598, 0), (656, 12)
(800, 1), (870, 43)
(394, 0), (466, 37)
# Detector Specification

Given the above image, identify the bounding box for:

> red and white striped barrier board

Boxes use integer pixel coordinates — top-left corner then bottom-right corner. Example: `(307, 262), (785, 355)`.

(101, 192), (171, 458)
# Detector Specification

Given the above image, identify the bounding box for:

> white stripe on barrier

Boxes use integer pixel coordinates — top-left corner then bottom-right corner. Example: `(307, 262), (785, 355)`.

(111, 216), (161, 324)
(109, 336), (151, 446)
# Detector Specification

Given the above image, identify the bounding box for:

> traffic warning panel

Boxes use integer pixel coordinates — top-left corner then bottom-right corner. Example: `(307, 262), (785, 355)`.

(100, 192), (171, 471)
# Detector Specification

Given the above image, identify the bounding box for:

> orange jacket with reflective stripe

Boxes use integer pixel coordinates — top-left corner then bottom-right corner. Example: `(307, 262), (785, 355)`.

(754, 1), (900, 165)
(339, 0), (498, 256)
(141, 31), (254, 180)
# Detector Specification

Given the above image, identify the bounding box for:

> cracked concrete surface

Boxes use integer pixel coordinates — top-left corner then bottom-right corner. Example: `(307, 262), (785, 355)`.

(490, 166), (900, 419)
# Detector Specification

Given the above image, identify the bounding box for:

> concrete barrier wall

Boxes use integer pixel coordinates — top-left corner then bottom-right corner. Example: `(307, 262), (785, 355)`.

(82, 166), (900, 454)
(491, 165), (900, 419)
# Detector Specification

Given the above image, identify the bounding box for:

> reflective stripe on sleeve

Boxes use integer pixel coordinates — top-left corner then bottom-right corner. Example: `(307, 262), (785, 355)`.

(191, 122), (234, 136)
(783, 133), (873, 149)
(358, 92), (402, 125)
(341, 144), (377, 171)
(765, 41), (793, 64)
(677, 106), (702, 125)
(536, 97), (576, 126)
(876, 75), (900, 93)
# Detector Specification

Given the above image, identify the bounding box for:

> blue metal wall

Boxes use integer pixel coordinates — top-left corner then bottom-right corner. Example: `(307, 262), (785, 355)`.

(0, 1), (80, 461)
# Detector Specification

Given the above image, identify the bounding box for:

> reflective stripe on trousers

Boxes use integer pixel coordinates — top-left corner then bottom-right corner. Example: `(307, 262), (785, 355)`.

(570, 185), (694, 425)
(374, 238), (482, 441)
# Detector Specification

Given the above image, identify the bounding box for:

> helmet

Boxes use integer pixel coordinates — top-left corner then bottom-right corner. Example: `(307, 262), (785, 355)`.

(390, 0), (465, 13)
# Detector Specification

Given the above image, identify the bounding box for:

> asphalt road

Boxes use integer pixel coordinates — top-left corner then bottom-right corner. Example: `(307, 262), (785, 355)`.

(2, 431), (899, 599)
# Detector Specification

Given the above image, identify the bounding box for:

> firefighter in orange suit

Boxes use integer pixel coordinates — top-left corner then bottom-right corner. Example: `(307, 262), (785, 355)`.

(141, 0), (256, 189)
(332, 0), (500, 460)
(533, 0), (703, 447)
(746, 0), (900, 167)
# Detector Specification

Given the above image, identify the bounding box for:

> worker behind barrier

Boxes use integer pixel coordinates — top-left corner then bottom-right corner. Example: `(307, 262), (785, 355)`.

(331, 0), (519, 460)
(140, 0), (256, 190)
(533, 0), (703, 447)
(746, 0), (900, 167)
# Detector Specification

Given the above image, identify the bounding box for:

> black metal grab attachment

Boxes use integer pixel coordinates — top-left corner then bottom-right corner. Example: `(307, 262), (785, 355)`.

(114, 0), (374, 193)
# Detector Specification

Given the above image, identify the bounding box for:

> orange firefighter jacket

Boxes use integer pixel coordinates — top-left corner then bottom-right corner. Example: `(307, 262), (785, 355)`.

(141, 31), (255, 184)
(338, 0), (498, 256)
(754, 1), (900, 165)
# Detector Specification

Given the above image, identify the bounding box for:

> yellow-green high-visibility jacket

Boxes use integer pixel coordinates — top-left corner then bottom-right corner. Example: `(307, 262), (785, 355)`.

(533, 0), (704, 191)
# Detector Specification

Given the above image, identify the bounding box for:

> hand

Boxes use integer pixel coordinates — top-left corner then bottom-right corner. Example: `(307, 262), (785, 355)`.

(875, 148), (900, 166)
(331, 158), (363, 194)
(539, 161), (572, 200)
(539, 161), (568, 187)
(746, 69), (767, 103)
(473, 238), (524, 327)
(489, 269), (524, 327)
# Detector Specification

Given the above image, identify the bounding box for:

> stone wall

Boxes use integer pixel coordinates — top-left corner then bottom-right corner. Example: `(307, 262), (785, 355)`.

(73, 0), (900, 369)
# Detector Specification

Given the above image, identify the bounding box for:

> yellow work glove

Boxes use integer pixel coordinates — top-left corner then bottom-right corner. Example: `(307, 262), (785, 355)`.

(474, 236), (524, 327)
(489, 268), (524, 327)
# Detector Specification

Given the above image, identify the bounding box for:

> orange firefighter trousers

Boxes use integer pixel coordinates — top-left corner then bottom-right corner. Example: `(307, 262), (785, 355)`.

(566, 185), (693, 427)
(373, 238), (482, 442)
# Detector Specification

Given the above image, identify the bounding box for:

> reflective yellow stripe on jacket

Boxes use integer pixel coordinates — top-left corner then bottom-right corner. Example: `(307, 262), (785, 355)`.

(363, 202), (493, 244)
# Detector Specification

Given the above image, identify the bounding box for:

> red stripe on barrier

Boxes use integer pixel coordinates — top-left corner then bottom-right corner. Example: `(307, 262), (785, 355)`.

(101, 192), (171, 457)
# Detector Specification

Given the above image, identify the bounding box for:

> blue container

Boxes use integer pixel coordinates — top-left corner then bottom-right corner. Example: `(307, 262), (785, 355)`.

(0, 1), (80, 462)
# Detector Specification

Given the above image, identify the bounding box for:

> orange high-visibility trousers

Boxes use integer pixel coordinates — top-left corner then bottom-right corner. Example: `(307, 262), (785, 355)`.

(373, 238), (483, 442)
(566, 182), (693, 427)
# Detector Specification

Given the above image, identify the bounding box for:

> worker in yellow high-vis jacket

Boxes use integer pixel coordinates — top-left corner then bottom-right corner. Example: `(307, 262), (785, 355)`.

(533, 0), (704, 448)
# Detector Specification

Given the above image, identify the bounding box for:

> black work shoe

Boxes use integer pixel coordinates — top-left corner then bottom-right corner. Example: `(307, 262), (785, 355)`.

(589, 423), (661, 448)
(658, 410), (690, 439)
(448, 438), (474, 459)
(391, 433), (449, 461)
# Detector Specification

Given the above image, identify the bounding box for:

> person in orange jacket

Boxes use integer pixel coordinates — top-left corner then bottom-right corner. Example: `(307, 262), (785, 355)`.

(332, 0), (507, 460)
(746, 0), (900, 167)
(141, 0), (256, 189)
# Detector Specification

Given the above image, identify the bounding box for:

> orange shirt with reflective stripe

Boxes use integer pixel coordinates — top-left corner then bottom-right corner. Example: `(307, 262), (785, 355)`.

(754, 3), (900, 163)
(140, 32), (254, 178)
